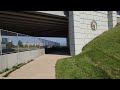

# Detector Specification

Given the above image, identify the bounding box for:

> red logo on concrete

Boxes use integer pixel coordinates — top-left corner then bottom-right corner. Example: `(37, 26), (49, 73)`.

(91, 20), (97, 30)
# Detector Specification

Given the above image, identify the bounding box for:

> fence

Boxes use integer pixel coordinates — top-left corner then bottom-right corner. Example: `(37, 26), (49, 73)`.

(0, 29), (60, 71)
(0, 29), (60, 55)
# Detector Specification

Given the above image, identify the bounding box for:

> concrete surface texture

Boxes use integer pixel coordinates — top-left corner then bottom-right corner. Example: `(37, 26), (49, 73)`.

(0, 49), (45, 71)
(4, 54), (70, 79)
(69, 11), (117, 55)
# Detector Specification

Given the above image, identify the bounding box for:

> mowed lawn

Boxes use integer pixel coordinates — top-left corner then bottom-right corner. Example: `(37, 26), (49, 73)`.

(55, 24), (120, 79)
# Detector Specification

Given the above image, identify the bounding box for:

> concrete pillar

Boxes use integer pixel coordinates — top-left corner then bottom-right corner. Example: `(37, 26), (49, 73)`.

(69, 11), (75, 56)
(69, 11), (117, 56)
(108, 11), (117, 29)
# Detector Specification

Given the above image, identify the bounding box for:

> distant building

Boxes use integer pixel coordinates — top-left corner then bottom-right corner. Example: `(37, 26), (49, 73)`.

(1, 38), (9, 49)
(60, 43), (67, 46)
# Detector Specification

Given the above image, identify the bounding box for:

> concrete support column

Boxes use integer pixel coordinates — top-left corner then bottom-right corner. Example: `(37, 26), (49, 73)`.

(108, 11), (117, 29)
(69, 11), (114, 56)
(69, 11), (88, 56)
(69, 11), (75, 56)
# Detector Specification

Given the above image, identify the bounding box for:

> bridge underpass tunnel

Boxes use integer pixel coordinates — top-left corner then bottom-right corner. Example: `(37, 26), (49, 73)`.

(0, 11), (70, 56)
(43, 37), (70, 55)
(0, 11), (117, 56)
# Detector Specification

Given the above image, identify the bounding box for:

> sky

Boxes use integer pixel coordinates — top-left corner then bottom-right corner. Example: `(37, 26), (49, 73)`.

(40, 37), (67, 46)
(1, 36), (67, 46)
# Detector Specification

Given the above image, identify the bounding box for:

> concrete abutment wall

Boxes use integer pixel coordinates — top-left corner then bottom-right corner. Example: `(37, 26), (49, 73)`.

(69, 11), (117, 56)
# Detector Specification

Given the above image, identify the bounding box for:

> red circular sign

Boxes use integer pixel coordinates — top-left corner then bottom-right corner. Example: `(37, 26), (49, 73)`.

(91, 20), (97, 30)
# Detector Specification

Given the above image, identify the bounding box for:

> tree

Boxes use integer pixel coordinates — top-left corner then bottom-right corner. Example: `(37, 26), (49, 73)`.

(24, 44), (28, 48)
(18, 40), (23, 47)
(6, 42), (14, 49)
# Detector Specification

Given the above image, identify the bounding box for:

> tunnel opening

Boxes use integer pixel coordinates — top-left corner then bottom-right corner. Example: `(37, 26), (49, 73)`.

(43, 37), (70, 55)
(0, 11), (70, 56)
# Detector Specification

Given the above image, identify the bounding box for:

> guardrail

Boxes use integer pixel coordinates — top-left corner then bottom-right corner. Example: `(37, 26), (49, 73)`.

(0, 29), (60, 55)
(0, 29), (60, 71)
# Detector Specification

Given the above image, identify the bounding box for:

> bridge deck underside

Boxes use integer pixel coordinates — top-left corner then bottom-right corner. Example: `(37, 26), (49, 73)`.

(0, 11), (68, 37)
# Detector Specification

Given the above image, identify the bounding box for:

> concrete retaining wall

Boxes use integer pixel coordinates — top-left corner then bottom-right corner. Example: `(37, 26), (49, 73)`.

(69, 11), (117, 55)
(0, 49), (45, 71)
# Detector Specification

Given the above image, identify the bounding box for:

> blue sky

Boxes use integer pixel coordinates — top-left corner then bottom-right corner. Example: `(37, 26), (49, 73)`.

(1, 36), (67, 45)
(40, 37), (67, 45)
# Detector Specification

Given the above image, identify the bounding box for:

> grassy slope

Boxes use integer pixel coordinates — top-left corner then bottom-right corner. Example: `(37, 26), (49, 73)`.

(56, 24), (120, 79)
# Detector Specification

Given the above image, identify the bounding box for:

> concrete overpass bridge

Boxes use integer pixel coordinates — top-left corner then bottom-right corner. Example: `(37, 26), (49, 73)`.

(0, 11), (68, 37)
(0, 11), (117, 55)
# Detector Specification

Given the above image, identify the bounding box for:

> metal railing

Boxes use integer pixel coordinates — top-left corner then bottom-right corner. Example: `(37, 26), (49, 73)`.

(0, 29), (60, 55)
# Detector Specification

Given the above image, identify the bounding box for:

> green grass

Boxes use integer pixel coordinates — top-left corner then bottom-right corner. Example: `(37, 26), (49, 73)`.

(0, 68), (10, 74)
(3, 59), (33, 77)
(3, 63), (26, 77)
(56, 23), (120, 79)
